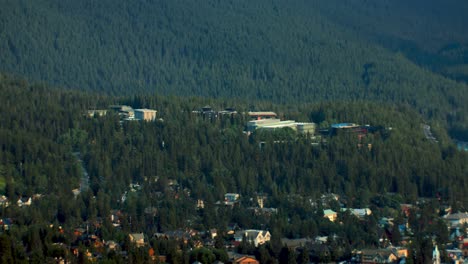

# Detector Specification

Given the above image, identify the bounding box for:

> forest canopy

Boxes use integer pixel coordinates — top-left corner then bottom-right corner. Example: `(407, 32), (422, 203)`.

(1, 0), (467, 129)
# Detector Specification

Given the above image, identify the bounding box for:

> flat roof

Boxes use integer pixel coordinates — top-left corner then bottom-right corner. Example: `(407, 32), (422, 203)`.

(248, 118), (281, 124)
(331, 123), (359, 129)
(296, 122), (315, 126)
(248, 111), (277, 116)
(261, 121), (296, 128)
(134, 108), (157, 112)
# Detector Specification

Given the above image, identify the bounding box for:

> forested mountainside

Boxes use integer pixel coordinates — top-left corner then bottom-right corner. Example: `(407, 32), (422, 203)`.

(317, 0), (468, 52)
(0, 73), (467, 262)
(316, 0), (468, 83)
(1, 0), (467, 127)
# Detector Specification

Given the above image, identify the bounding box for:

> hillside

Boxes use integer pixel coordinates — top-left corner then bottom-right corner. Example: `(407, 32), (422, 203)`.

(316, 0), (468, 82)
(1, 0), (467, 125)
(0, 73), (467, 262)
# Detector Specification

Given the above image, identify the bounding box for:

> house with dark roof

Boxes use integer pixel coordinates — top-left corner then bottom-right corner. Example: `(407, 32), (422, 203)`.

(234, 230), (271, 247)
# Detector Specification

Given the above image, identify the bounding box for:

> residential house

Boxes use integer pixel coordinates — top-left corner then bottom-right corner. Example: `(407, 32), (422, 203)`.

(234, 256), (260, 264)
(445, 212), (468, 227)
(234, 230), (271, 247)
(323, 209), (337, 222)
(0, 218), (13, 230)
(227, 223), (240, 235)
(220, 193), (240, 206)
(281, 238), (312, 250)
(341, 208), (372, 219)
(389, 246), (408, 259)
(400, 204), (413, 217)
(446, 249), (464, 262)
(17, 197), (32, 207)
(210, 228), (218, 239)
(0, 195), (9, 207)
(158, 229), (197, 244)
(74, 228), (86, 237)
(129, 233), (145, 248)
(110, 210), (123, 227)
(361, 249), (398, 263)
(106, 240), (119, 251)
(196, 199), (205, 209)
(225, 193), (240, 203)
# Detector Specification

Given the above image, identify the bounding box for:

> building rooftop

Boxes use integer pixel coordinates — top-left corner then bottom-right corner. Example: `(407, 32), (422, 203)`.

(134, 108), (157, 112)
(323, 209), (337, 215)
(248, 111), (277, 116)
(331, 123), (359, 129)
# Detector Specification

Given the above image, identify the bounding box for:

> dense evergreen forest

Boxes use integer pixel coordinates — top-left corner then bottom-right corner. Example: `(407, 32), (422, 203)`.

(0, 73), (467, 262)
(1, 0), (468, 134)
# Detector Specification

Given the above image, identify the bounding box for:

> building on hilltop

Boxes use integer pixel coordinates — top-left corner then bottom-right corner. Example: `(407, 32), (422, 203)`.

(109, 105), (134, 119)
(134, 109), (157, 121)
(341, 208), (372, 219)
(246, 119), (316, 134)
(330, 123), (368, 136)
(248, 111), (277, 120)
(218, 107), (237, 116)
(87, 110), (108, 117)
(296, 122), (316, 134)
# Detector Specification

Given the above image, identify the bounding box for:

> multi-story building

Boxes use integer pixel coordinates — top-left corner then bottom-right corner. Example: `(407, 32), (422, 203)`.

(246, 119), (315, 134)
(134, 109), (157, 121)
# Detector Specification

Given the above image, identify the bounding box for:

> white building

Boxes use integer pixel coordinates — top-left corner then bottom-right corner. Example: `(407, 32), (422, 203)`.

(246, 119), (315, 134)
(234, 230), (271, 247)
